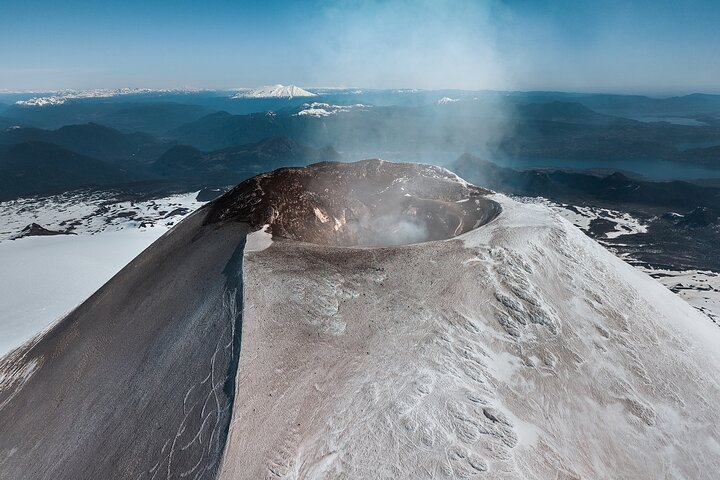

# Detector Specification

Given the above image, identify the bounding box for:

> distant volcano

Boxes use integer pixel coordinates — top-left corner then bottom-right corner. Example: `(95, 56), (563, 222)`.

(1, 160), (719, 479)
(230, 84), (316, 99)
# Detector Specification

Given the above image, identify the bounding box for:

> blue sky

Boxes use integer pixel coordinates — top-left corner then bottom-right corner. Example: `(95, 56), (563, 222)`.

(1, 0), (719, 93)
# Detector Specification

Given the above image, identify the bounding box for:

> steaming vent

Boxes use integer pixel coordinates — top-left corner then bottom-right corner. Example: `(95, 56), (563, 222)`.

(206, 159), (501, 247)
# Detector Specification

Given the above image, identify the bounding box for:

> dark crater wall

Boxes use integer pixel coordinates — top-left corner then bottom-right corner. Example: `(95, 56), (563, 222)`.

(206, 159), (501, 247)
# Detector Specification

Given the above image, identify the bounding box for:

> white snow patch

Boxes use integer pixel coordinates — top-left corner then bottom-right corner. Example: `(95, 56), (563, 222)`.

(295, 102), (369, 117)
(0, 190), (204, 240)
(0, 230), (165, 357)
(245, 225), (273, 253)
(534, 198), (719, 323)
(471, 194), (720, 356)
(438, 96), (460, 104)
(543, 201), (648, 239)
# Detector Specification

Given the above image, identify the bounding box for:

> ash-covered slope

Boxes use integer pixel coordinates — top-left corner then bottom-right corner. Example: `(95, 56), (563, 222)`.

(0, 210), (249, 479)
(1, 160), (719, 479)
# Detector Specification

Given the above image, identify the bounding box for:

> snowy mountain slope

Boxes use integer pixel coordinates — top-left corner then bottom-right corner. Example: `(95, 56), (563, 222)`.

(542, 199), (720, 324)
(220, 189), (720, 477)
(0, 190), (205, 356)
(1, 161), (719, 479)
(0, 160), (498, 479)
(230, 84), (316, 99)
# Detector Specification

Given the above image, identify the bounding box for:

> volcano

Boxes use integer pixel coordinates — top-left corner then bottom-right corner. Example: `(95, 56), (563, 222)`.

(1, 160), (719, 479)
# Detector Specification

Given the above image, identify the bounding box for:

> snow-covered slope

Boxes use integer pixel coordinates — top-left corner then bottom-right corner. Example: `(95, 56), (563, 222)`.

(0, 190), (205, 356)
(230, 84), (316, 99)
(543, 199), (720, 323)
(218, 191), (720, 479)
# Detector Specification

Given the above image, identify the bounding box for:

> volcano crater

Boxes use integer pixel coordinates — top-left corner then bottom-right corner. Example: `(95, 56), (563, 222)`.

(206, 159), (501, 247)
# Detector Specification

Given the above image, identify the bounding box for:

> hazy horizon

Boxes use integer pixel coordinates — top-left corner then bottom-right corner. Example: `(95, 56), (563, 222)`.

(1, 0), (719, 93)
(2, 86), (719, 99)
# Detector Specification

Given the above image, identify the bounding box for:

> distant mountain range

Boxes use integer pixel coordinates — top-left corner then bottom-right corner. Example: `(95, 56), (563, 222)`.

(14, 88), (202, 106)
(0, 128), (339, 200)
(451, 153), (720, 272)
(0, 142), (139, 199)
(1, 91), (719, 274)
(3, 102), (215, 134)
(451, 153), (720, 212)
(0, 123), (159, 163)
(0, 88), (719, 201)
(151, 137), (339, 180)
(166, 99), (720, 168)
(2, 91), (720, 168)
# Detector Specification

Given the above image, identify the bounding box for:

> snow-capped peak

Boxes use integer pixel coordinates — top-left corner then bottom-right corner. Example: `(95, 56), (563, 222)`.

(230, 84), (316, 99)
(437, 96), (460, 105)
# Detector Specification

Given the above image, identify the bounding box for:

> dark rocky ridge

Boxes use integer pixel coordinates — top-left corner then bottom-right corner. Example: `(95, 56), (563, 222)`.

(12, 222), (74, 239)
(206, 159), (501, 247)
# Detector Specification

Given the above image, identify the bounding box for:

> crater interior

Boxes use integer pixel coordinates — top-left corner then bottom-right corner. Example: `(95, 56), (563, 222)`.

(206, 159), (501, 247)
